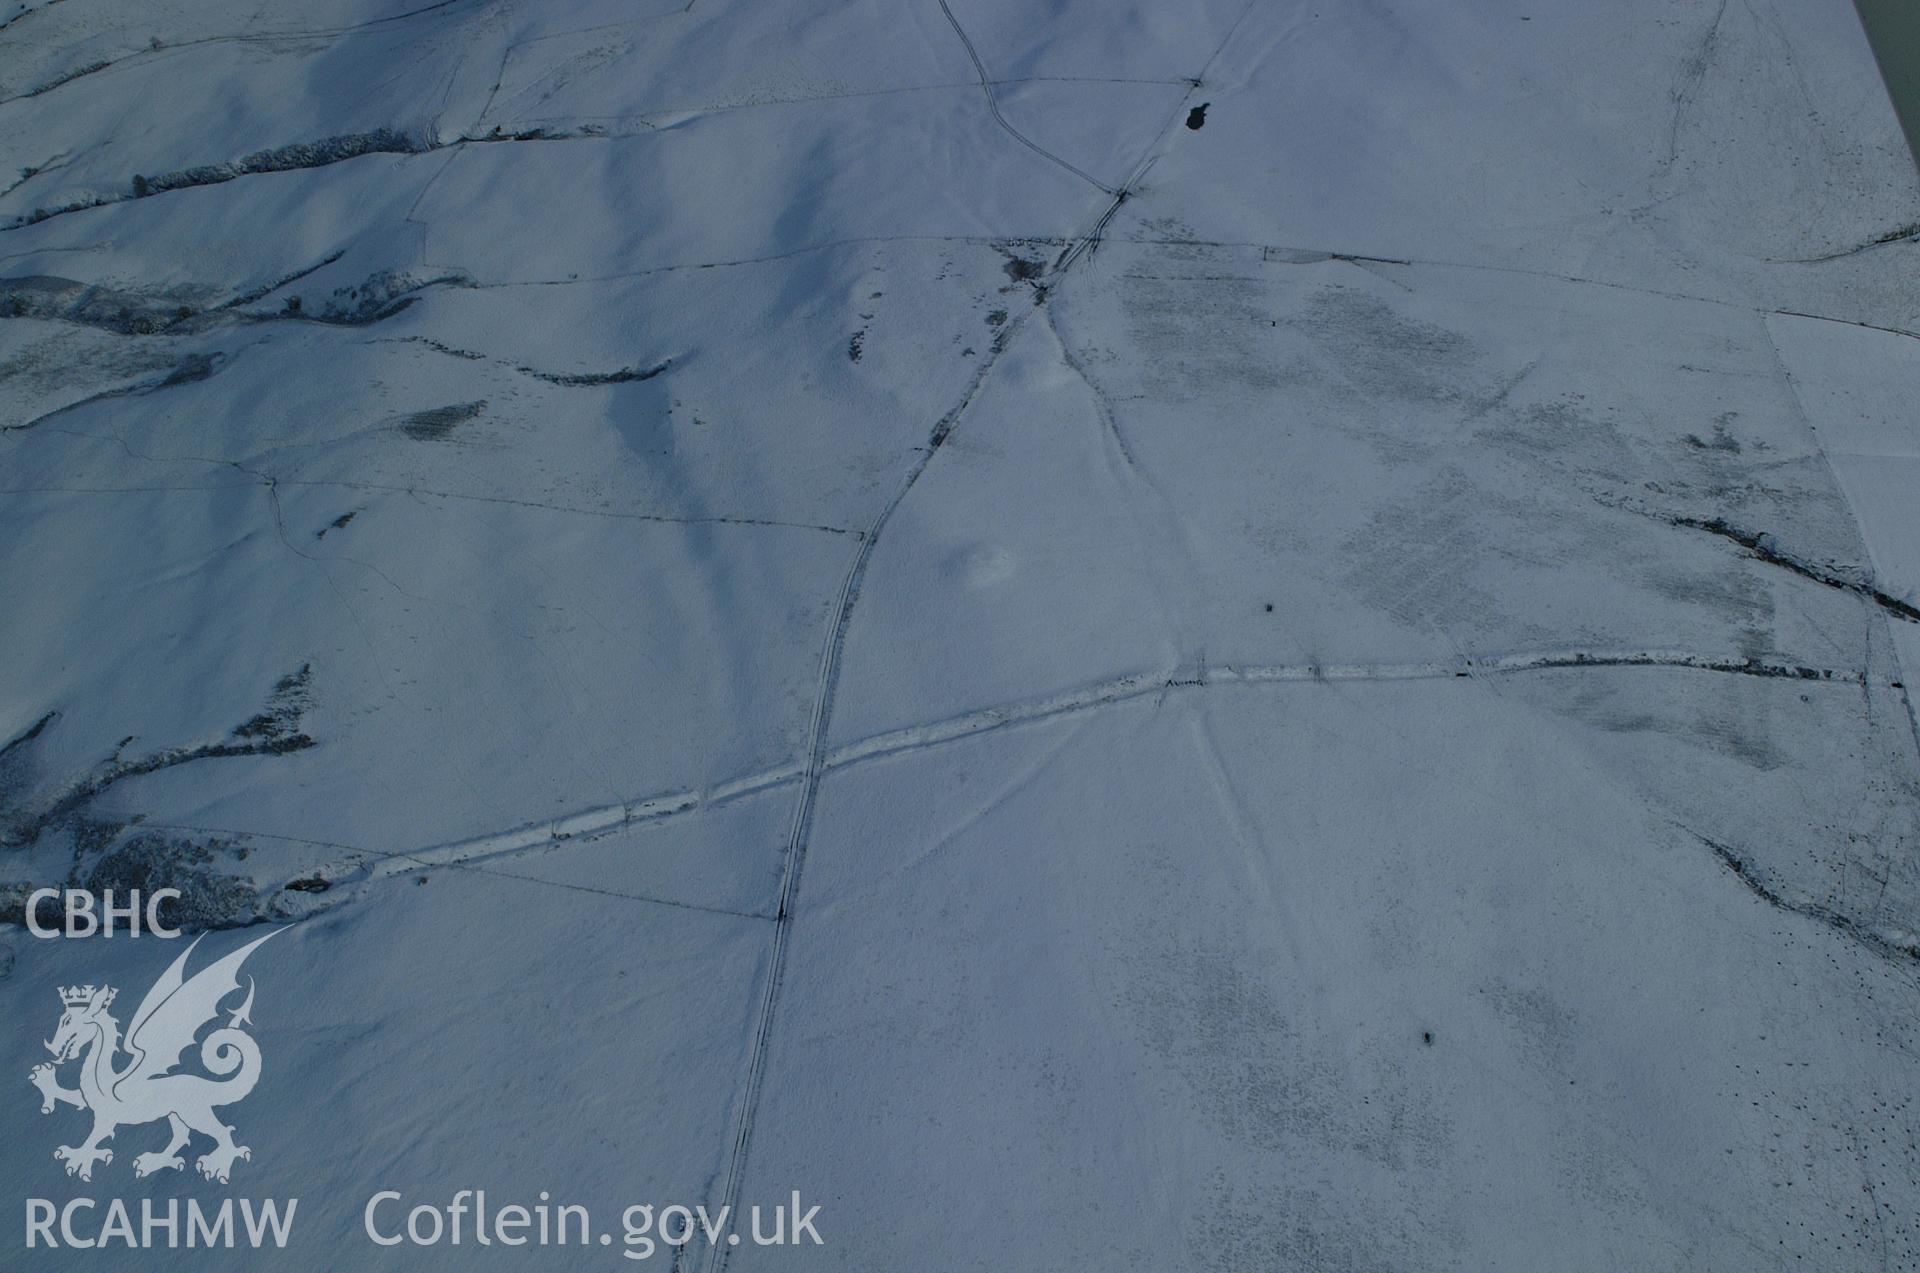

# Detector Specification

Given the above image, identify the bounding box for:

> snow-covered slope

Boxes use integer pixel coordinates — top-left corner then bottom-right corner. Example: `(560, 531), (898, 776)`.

(3, 0), (1920, 1267)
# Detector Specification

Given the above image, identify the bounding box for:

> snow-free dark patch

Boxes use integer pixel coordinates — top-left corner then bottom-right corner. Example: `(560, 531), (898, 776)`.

(159, 353), (217, 386)
(0, 274), (210, 334)
(1186, 102), (1209, 130)
(524, 359), (670, 386)
(400, 400), (485, 440)
(1003, 256), (1043, 283)
(82, 834), (262, 932)
(232, 664), (312, 744)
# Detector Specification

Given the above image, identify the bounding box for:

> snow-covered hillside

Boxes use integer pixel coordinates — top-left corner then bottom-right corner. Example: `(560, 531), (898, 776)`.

(3, 0), (1920, 1267)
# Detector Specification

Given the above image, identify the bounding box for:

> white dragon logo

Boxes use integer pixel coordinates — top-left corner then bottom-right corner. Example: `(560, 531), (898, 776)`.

(27, 930), (279, 1183)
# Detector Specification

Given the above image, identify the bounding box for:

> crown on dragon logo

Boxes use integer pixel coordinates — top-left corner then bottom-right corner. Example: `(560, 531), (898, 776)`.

(58, 985), (112, 1008)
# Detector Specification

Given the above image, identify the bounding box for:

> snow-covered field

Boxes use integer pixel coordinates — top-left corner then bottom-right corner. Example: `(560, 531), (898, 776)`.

(3, 0), (1920, 1267)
